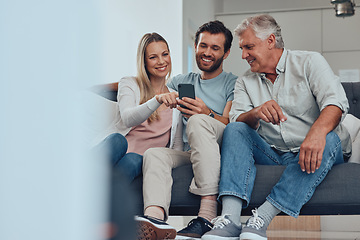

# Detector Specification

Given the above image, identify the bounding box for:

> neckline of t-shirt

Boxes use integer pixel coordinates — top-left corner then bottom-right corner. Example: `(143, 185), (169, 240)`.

(199, 71), (226, 83)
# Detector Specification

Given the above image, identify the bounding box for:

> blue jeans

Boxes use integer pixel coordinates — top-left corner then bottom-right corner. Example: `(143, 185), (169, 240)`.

(95, 133), (143, 182)
(218, 122), (344, 217)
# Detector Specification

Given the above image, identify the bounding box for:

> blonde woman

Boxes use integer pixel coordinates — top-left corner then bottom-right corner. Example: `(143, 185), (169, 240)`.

(96, 33), (182, 182)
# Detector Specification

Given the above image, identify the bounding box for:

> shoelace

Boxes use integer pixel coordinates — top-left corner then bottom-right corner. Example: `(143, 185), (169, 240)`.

(182, 218), (210, 232)
(246, 209), (265, 230)
(211, 215), (231, 229)
(185, 219), (198, 230)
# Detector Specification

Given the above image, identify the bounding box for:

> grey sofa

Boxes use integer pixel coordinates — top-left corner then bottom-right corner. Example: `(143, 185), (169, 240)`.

(96, 82), (360, 216)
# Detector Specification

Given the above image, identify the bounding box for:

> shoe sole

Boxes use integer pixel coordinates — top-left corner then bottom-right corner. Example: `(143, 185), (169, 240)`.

(136, 217), (177, 240)
(202, 235), (239, 240)
(240, 232), (267, 240)
(175, 235), (200, 239)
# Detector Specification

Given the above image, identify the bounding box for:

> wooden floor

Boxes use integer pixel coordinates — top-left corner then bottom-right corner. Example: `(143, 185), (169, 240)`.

(168, 215), (360, 240)
(267, 215), (360, 239)
(268, 216), (321, 231)
(267, 230), (360, 240)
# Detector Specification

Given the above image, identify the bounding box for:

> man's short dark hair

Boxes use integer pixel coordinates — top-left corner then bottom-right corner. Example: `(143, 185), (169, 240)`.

(194, 20), (233, 53)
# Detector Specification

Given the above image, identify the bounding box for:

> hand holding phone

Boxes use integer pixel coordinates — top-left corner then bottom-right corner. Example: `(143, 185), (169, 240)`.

(178, 84), (213, 118)
(178, 84), (195, 110)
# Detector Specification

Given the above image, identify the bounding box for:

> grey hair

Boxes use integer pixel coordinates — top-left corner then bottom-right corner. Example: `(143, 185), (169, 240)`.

(234, 14), (284, 48)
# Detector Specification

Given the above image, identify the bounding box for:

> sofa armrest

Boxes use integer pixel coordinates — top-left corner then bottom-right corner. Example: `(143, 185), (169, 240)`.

(342, 82), (360, 119)
(89, 82), (118, 102)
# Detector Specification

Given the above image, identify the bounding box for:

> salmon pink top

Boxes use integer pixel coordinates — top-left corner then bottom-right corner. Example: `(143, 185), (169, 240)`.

(126, 108), (173, 155)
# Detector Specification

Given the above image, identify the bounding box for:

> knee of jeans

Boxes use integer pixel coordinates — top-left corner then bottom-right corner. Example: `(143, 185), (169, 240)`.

(326, 131), (340, 144)
(324, 131), (343, 162)
(107, 133), (128, 152)
(325, 132), (342, 154)
(103, 133), (128, 165)
(224, 122), (249, 136)
(121, 153), (143, 172)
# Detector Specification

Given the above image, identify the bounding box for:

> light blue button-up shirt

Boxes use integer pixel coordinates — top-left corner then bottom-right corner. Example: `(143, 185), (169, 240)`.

(230, 49), (351, 156)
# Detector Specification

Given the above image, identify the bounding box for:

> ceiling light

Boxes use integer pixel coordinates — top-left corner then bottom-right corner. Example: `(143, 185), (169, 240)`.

(331, 0), (350, 3)
(334, 1), (356, 17)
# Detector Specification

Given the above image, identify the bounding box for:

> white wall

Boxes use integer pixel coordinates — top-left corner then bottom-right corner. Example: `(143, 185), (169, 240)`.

(220, 0), (360, 13)
(216, 4), (360, 81)
(100, 0), (183, 84)
(0, 1), (183, 240)
(182, 0), (223, 73)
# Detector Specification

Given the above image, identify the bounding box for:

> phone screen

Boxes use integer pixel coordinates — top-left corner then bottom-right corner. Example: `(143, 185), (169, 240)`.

(178, 84), (195, 110)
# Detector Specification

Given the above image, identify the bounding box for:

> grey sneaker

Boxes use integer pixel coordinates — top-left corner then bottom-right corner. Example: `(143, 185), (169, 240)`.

(201, 215), (242, 240)
(240, 209), (267, 240)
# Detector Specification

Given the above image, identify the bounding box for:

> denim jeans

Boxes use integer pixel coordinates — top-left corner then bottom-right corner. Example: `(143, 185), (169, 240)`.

(218, 122), (344, 217)
(95, 133), (143, 182)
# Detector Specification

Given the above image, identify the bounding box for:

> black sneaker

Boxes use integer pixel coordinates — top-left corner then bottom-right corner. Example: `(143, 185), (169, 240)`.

(176, 217), (213, 239)
(135, 215), (177, 240)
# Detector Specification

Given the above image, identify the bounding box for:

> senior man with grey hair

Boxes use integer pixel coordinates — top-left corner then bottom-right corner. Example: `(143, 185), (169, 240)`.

(202, 14), (351, 240)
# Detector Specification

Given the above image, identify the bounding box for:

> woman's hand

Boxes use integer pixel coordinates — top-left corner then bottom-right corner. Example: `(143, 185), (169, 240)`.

(156, 92), (179, 109)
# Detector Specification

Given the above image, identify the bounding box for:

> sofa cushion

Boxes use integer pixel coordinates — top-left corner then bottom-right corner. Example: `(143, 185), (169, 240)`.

(342, 114), (360, 164)
(342, 82), (360, 119)
(98, 81), (360, 216)
(129, 163), (360, 216)
(300, 163), (360, 215)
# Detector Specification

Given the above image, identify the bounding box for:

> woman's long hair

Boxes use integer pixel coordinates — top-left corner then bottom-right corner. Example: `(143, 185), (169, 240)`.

(135, 32), (172, 123)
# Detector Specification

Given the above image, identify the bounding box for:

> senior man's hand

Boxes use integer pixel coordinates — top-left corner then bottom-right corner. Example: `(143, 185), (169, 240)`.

(298, 130), (326, 174)
(255, 100), (287, 125)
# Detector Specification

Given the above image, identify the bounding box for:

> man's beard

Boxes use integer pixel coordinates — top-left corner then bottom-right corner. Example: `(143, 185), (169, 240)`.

(196, 54), (224, 73)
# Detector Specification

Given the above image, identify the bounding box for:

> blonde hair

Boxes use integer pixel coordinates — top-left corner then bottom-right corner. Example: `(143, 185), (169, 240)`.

(135, 32), (171, 123)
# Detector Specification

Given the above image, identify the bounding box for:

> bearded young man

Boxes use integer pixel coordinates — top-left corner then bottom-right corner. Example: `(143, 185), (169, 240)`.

(135, 20), (238, 240)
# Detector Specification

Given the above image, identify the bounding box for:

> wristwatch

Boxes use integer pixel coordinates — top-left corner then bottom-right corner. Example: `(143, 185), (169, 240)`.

(208, 110), (215, 118)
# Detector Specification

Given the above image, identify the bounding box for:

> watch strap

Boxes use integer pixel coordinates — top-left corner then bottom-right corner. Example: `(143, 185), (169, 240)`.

(208, 110), (215, 118)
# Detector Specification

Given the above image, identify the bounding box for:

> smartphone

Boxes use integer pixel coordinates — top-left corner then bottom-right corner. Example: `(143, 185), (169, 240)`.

(178, 83), (195, 110)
